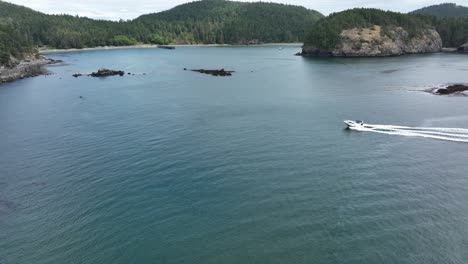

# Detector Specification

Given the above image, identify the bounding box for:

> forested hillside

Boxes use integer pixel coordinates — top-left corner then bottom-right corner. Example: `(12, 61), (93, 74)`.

(134, 0), (323, 44)
(410, 3), (468, 47)
(0, 1), (140, 50)
(425, 16), (468, 47)
(2, 0), (467, 65)
(0, 24), (34, 65)
(411, 3), (468, 17)
(0, 0), (323, 63)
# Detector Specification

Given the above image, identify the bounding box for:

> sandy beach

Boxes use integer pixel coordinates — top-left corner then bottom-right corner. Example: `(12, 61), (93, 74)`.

(39, 43), (303, 54)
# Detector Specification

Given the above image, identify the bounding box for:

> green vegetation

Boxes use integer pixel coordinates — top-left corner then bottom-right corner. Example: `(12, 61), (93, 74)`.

(0, 1), (136, 50)
(304, 9), (433, 50)
(0, 23), (34, 65)
(424, 16), (468, 47)
(109, 35), (138, 46)
(411, 3), (468, 17)
(2, 0), (466, 66)
(134, 0), (323, 44)
(148, 34), (171, 45)
(410, 3), (468, 47)
(0, 0), (323, 65)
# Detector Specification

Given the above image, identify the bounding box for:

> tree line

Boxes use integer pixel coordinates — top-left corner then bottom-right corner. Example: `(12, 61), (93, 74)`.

(1, 0), (467, 65)
(0, 0), (322, 64)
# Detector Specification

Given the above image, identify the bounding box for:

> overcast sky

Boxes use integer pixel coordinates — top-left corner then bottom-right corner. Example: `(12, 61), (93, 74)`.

(6, 0), (468, 20)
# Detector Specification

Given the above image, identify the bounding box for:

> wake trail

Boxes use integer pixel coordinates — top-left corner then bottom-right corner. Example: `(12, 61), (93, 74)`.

(350, 125), (468, 143)
(382, 129), (468, 138)
(365, 124), (468, 134)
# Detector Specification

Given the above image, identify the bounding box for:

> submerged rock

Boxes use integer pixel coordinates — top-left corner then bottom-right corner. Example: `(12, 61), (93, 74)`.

(301, 25), (442, 57)
(190, 68), (234, 77)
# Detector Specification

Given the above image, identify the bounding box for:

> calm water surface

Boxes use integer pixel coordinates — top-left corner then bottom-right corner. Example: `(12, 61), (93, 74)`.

(1, 46), (468, 264)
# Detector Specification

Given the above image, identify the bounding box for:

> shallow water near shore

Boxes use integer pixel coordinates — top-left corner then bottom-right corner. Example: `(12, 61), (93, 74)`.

(1, 46), (468, 264)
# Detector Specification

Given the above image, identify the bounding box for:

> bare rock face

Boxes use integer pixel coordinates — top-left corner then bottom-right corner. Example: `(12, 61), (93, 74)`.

(302, 25), (442, 57)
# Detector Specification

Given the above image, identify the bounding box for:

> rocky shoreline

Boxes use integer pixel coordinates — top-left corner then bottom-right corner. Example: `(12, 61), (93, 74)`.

(0, 57), (61, 84)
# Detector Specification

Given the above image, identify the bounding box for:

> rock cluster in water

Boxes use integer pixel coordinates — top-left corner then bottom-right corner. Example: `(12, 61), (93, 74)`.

(187, 68), (234, 76)
(434, 84), (468, 95)
(73, 68), (125, 78)
(300, 26), (442, 57)
(90, 69), (125, 77)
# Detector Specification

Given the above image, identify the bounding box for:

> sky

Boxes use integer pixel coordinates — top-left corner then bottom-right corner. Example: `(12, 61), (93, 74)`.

(5, 0), (468, 20)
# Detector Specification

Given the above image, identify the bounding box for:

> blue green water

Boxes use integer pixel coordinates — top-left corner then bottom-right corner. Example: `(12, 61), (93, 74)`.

(1, 46), (468, 263)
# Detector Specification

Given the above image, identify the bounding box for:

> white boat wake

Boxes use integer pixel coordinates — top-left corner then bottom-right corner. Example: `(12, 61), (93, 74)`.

(347, 122), (468, 143)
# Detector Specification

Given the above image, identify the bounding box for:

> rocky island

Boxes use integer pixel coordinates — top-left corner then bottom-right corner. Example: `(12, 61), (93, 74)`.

(300, 9), (443, 57)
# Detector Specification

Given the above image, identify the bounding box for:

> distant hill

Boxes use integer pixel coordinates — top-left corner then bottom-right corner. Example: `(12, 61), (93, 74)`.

(0, 0), (322, 49)
(0, 0), (323, 64)
(411, 3), (468, 17)
(0, 0), (130, 51)
(134, 0), (323, 44)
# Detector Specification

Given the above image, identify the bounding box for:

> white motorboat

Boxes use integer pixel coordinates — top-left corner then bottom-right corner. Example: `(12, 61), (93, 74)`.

(344, 120), (365, 128)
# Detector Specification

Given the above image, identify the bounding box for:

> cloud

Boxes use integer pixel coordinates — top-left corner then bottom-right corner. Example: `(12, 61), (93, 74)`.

(6, 0), (468, 20)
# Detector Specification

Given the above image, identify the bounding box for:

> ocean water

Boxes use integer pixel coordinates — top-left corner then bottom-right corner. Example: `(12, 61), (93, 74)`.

(1, 46), (468, 264)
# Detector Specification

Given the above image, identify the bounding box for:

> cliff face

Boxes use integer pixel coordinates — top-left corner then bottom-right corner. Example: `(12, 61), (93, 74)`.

(302, 25), (442, 57)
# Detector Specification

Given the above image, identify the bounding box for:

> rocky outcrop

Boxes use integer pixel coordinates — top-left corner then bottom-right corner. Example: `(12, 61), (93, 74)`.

(73, 69), (143, 78)
(0, 54), (60, 84)
(89, 69), (125, 77)
(433, 84), (468, 95)
(301, 25), (442, 57)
